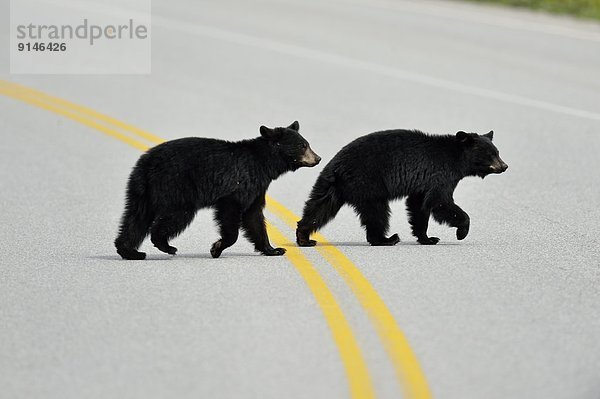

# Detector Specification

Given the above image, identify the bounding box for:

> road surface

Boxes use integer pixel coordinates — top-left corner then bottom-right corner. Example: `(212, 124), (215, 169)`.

(1, 0), (599, 398)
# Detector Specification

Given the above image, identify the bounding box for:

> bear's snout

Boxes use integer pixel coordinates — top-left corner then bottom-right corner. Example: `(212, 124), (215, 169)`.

(301, 147), (321, 167)
(490, 158), (508, 173)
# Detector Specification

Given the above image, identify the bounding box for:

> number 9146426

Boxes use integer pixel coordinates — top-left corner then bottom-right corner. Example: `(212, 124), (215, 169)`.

(18, 42), (66, 52)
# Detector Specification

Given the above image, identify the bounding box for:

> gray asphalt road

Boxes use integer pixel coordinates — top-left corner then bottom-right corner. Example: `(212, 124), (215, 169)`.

(1, 0), (600, 398)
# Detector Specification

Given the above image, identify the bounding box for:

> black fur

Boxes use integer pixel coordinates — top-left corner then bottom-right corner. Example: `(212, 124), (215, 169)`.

(115, 121), (320, 260)
(296, 129), (507, 246)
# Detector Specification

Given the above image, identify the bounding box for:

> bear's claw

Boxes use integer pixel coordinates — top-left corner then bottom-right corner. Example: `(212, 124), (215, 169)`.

(263, 247), (286, 256)
(456, 225), (469, 240)
(418, 236), (440, 245)
(210, 240), (223, 258)
(296, 228), (317, 247)
(298, 239), (317, 247)
(369, 233), (400, 246)
(155, 243), (177, 255)
(117, 248), (147, 260)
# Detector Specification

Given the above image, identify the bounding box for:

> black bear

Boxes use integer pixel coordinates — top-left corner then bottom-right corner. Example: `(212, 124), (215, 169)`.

(296, 129), (507, 247)
(115, 121), (320, 260)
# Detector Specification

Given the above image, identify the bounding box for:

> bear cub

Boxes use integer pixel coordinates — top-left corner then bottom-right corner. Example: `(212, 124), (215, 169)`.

(115, 121), (320, 260)
(296, 129), (507, 247)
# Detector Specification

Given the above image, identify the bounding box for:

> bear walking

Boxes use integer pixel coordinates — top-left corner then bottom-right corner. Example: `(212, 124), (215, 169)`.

(296, 129), (507, 247)
(115, 121), (320, 260)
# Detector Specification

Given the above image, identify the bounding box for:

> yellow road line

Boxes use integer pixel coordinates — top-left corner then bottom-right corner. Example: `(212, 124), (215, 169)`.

(0, 81), (376, 399)
(266, 197), (432, 399)
(267, 225), (375, 399)
(0, 80), (164, 146)
(0, 84), (150, 152)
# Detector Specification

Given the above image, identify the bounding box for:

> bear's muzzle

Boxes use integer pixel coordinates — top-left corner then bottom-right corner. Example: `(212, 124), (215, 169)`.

(300, 147), (321, 167)
(489, 157), (508, 173)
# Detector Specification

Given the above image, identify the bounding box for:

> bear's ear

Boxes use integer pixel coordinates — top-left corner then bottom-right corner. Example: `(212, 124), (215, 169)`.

(483, 130), (494, 141)
(287, 121), (300, 131)
(260, 125), (281, 140)
(456, 131), (473, 145)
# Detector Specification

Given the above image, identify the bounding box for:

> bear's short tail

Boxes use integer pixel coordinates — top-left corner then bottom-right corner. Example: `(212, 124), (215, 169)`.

(114, 171), (153, 260)
(296, 167), (344, 246)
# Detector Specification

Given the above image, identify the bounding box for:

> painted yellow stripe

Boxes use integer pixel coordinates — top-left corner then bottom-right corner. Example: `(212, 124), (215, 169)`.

(0, 84), (150, 152)
(0, 80), (165, 145)
(0, 81), (376, 399)
(267, 225), (375, 399)
(266, 197), (432, 399)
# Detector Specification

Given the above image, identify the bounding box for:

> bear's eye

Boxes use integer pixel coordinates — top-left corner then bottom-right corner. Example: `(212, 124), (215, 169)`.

(302, 143), (308, 149)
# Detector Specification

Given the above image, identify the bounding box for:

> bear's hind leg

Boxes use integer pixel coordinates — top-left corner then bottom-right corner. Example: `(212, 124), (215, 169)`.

(115, 222), (150, 260)
(354, 199), (399, 246)
(115, 202), (154, 260)
(211, 198), (241, 258)
(406, 194), (439, 245)
(150, 209), (196, 255)
(296, 174), (344, 247)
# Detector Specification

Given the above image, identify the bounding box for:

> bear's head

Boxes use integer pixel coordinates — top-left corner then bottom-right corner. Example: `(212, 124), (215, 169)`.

(456, 130), (508, 178)
(260, 121), (321, 171)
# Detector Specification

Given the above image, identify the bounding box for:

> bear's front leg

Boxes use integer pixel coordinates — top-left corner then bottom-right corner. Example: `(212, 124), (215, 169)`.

(241, 195), (286, 256)
(431, 202), (470, 240)
(455, 213), (470, 240)
(211, 198), (242, 258)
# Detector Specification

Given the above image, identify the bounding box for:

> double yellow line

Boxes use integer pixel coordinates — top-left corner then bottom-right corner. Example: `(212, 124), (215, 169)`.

(0, 79), (431, 399)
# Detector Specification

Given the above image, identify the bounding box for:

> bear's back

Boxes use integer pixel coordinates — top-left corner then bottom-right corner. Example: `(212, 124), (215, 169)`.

(326, 129), (459, 199)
